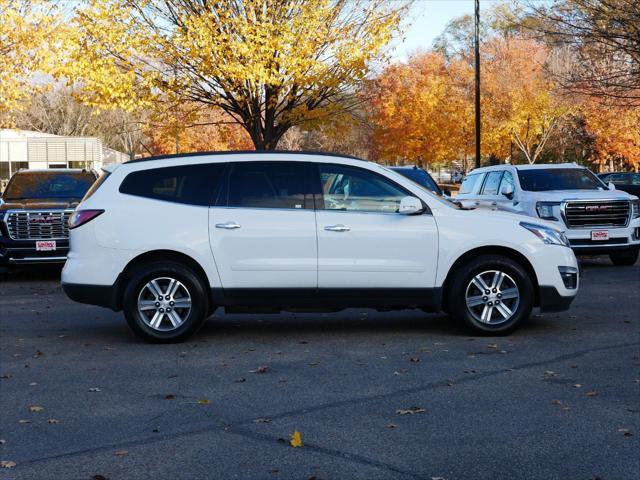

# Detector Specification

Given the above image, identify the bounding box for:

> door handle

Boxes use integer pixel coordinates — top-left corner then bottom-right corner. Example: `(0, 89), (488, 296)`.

(324, 224), (350, 232)
(490, 201), (497, 206)
(215, 222), (241, 230)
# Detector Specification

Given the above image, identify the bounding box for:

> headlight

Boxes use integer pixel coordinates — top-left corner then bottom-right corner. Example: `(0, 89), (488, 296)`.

(631, 199), (640, 219)
(536, 201), (560, 220)
(520, 221), (570, 247)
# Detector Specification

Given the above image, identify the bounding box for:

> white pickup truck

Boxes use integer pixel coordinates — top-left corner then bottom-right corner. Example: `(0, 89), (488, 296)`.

(456, 163), (640, 265)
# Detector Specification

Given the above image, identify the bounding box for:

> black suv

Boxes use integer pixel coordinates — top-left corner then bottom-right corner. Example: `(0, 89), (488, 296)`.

(0, 169), (97, 269)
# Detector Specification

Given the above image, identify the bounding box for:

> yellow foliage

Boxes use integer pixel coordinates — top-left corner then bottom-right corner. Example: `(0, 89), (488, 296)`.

(0, 0), (60, 126)
(289, 430), (303, 448)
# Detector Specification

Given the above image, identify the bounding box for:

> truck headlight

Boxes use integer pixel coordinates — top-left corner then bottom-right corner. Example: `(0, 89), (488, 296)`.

(631, 199), (640, 219)
(536, 201), (560, 220)
(520, 221), (570, 247)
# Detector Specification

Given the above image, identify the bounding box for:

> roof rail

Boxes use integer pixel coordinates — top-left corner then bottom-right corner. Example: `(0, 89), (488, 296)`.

(123, 150), (366, 164)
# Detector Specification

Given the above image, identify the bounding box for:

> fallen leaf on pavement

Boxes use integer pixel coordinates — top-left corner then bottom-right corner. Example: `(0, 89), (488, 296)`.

(47, 419), (59, 424)
(290, 430), (303, 447)
(197, 399), (211, 405)
(0, 439), (6, 445)
(18, 419), (31, 424)
(235, 378), (246, 383)
(487, 344), (498, 349)
(409, 357), (420, 363)
(114, 450), (128, 457)
(88, 387), (101, 392)
(386, 423), (397, 429)
(92, 475), (109, 480)
(618, 428), (633, 436)
(253, 418), (272, 423)
(0, 461), (16, 469)
(551, 400), (562, 406)
(396, 407), (426, 415)
(585, 390), (598, 397)
(164, 394), (175, 400)
(573, 384), (582, 388)
(29, 405), (44, 412)
(250, 366), (269, 374)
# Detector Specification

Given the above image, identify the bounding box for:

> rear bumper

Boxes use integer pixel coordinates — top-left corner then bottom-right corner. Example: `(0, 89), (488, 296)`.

(62, 281), (120, 311)
(538, 286), (576, 313)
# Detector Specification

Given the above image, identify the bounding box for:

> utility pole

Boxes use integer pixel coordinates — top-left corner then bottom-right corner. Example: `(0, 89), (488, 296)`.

(174, 65), (179, 154)
(474, 0), (481, 168)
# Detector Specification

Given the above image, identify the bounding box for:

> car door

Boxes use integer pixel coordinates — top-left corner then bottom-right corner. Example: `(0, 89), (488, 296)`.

(476, 170), (504, 209)
(455, 172), (485, 208)
(208, 161), (317, 289)
(313, 163), (438, 289)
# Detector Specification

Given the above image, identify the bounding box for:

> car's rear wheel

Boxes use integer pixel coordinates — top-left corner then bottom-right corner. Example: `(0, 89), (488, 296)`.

(122, 261), (209, 343)
(609, 249), (638, 266)
(448, 255), (534, 335)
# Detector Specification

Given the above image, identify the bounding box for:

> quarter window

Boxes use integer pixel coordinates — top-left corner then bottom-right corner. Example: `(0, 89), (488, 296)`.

(318, 164), (407, 213)
(481, 171), (504, 195)
(227, 161), (307, 209)
(119, 164), (224, 206)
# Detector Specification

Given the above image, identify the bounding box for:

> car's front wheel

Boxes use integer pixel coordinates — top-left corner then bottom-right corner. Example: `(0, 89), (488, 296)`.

(448, 255), (534, 335)
(122, 261), (209, 343)
(609, 249), (639, 266)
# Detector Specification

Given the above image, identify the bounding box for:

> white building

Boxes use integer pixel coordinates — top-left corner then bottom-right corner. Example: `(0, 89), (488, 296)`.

(0, 129), (128, 184)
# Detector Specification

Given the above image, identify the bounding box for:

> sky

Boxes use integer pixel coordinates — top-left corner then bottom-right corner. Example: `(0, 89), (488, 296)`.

(394, 0), (477, 59)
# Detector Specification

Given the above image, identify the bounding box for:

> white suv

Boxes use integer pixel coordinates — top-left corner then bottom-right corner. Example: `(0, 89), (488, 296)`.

(62, 152), (579, 342)
(456, 163), (640, 266)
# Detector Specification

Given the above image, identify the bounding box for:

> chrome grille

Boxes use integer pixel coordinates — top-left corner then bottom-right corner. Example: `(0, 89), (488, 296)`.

(564, 200), (630, 228)
(5, 210), (73, 240)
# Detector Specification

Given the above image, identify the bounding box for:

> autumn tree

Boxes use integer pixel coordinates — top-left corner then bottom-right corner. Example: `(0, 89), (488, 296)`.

(366, 52), (473, 166)
(0, 0), (61, 126)
(527, 0), (640, 107)
(58, 0), (408, 151)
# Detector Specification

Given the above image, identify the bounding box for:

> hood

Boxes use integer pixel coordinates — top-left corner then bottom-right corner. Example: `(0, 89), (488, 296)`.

(521, 189), (634, 202)
(455, 206), (560, 231)
(0, 198), (82, 211)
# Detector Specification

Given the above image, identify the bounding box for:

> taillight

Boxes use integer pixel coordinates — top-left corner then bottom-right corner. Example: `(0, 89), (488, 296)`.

(68, 209), (104, 229)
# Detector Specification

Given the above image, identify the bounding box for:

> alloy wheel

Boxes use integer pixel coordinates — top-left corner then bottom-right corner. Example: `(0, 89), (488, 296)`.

(465, 270), (520, 325)
(137, 277), (192, 331)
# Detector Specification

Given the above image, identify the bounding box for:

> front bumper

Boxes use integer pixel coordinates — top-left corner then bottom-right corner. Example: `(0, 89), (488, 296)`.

(538, 285), (576, 312)
(565, 223), (640, 254)
(0, 238), (69, 266)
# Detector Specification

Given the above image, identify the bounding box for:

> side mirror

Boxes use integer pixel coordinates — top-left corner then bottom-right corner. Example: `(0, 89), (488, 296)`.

(398, 196), (423, 215)
(608, 182), (616, 191)
(500, 183), (515, 199)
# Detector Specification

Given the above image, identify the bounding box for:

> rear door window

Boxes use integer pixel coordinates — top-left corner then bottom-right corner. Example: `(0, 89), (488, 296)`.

(226, 161), (308, 209)
(480, 171), (504, 195)
(119, 163), (225, 206)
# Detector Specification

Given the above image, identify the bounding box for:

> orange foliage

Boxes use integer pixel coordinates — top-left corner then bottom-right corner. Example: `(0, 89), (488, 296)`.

(146, 106), (253, 155)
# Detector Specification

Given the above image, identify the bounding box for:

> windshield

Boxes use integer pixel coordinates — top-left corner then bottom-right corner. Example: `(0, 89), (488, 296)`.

(394, 168), (442, 195)
(3, 171), (96, 200)
(517, 168), (605, 192)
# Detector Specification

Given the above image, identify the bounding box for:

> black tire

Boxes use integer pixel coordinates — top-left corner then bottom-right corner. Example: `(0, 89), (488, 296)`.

(122, 261), (209, 343)
(447, 255), (534, 335)
(609, 249), (639, 266)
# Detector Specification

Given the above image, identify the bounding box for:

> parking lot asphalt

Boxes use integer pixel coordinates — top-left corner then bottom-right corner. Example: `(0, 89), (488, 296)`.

(0, 257), (639, 480)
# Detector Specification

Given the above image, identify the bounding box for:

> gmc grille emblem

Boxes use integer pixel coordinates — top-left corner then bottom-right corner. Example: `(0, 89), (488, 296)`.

(29, 215), (55, 224)
(585, 205), (611, 212)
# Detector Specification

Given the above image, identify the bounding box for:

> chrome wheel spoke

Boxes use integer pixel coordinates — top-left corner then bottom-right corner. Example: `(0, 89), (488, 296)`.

(495, 302), (513, 319)
(492, 271), (505, 290)
(501, 288), (519, 300)
(148, 280), (163, 298)
(472, 276), (490, 292)
(167, 310), (182, 328)
(166, 279), (178, 298)
(480, 305), (493, 323)
(466, 295), (485, 308)
(173, 299), (191, 309)
(138, 300), (157, 311)
(149, 311), (164, 329)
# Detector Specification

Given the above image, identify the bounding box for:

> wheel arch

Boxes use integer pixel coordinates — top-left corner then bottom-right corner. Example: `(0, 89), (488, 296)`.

(441, 246), (540, 311)
(115, 250), (212, 311)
